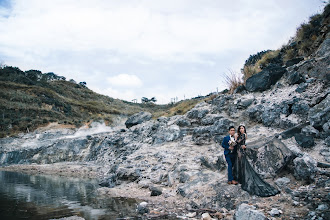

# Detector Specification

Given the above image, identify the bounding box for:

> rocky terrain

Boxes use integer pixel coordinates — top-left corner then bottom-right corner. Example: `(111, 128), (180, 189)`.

(1, 7), (330, 219)
(0, 32), (329, 219)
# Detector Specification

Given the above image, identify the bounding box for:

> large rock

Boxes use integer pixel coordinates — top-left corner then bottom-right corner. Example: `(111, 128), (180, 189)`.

(315, 37), (330, 58)
(293, 154), (318, 182)
(294, 133), (315, 148)
(152, 124), (182, 144)
(287, 71), (305, 85)
(308, 94), (330, 129)
(235, 203), (266, 220)
(125, 112), (152, 128)
(245, 64), (287, 92)
(245, 137), (293, 178)
(261, 106), (281, 127)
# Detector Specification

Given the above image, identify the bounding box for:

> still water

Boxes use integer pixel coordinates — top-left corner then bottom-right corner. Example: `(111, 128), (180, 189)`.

(0, 171), (141, 220)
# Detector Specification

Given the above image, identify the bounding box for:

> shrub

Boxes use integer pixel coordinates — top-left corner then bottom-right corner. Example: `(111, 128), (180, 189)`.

(223, 70), (244, 94)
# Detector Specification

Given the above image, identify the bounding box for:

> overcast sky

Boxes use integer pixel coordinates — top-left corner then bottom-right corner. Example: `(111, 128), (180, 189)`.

(0, 0), (326, 104)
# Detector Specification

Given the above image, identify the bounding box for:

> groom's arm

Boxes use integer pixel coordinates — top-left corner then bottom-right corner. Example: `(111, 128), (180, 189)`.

(222, 136), (229, 149)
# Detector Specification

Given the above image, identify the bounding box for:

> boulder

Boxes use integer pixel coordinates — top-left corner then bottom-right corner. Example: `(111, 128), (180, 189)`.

(149, 186), (162, 196)
(293, 154), (318, 182)
(235, 203), (266, 220)
(308, 94), (330, 129)
(246, 104), (263, 123)
(233, 84), (246, 94)
(261, 106), (281, 127)
(285, 57), (304, 67)
(287, 71), (305, 85)
(153, 124), (182, 144)
(201, 114), (223, 125)
(186, 104), (210, 120)
(301, 125), (320, 137)
(192, 126), (212, 145)
(315, 37), (330, 58)
(176, 117), (191, 127)
(125, 112), (152, 128)
(295, 83), (308, 93)
(269, 208), (282, 217)
(294, 133), (315, 148)
(275, 177), (290, 187)
(245, 64), (287, 92)
(291, 99), (309, 116)
(137, 202), (149, 214)
(245, 137), (293, 178)
(237, 98), (254, 109)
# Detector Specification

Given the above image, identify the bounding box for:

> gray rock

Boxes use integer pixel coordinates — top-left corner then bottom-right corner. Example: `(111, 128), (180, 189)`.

(157, 116), (168, 123)
(287, 71), (305, 85)
(308, 94), (330, 129)
(237, 98), (254, 109)
(246, 104), (263, 123)
(137, 202), (149, 214)
(316, 204), (328, 211)
(275, 177), (291, 187)
(201, 114), (223, 125)
(186, 108), (209, 119)
(325, 136), (330, 146)
(322, 121), (330, 135)
(293, 154), (318, 181)
(245, 64), (287, 92)
(153, 125), (182, 144)
(149, 186), (162, 196)
(179, 172), (190, 183)
(295, 83), (308, 93)
(292, 100), (310, 116)
(192, 126), (212, 145)
(235, 203), (266, 220)
(301, 125), (320, 137)
(285, 57), (304, 67)
(125, 112), (152, 128)
(176, 118), (191, 127)
(294, 133), (315, 148)
(199, 156), (226, 171)
(246, 138), (293, 178)
(233, 84), (246, 94)
(315, 37), (330, 58)
(261, 106), (281, 127)
(269, 208), (282, 217)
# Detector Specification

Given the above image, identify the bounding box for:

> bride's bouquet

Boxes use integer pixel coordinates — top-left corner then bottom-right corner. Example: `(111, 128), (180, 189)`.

(228, 139), (236, 153)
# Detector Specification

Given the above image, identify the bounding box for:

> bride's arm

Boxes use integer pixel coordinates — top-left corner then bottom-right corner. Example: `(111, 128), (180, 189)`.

(242, 133), (247, 149)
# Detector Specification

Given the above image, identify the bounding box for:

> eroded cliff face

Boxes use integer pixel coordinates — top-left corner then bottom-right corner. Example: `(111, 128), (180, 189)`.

(0, 34), (329, 220)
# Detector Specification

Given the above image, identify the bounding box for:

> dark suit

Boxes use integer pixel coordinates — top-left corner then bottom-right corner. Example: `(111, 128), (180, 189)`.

(222, 135), (237, 181)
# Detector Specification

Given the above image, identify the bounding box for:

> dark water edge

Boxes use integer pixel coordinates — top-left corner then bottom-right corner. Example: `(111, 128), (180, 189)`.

(0, 171), (142, 220)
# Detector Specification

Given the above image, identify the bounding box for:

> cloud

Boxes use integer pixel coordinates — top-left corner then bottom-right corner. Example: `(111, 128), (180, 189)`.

(107, 74), (143, 87)
(0, 0), (326, 104)
(92, 87), (138, 102)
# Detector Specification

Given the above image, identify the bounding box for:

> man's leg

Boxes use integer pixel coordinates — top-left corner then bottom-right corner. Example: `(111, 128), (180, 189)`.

(225, 154), (233, 182)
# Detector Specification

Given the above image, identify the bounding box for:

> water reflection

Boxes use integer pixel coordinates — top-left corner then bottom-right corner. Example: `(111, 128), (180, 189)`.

(0, 171), (140, 220)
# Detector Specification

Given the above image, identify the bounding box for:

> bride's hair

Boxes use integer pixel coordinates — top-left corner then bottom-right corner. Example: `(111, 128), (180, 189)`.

(237, 125), (247, 136)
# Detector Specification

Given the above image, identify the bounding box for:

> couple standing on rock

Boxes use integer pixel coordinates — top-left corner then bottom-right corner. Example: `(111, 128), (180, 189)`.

(222, 125), (279, 197)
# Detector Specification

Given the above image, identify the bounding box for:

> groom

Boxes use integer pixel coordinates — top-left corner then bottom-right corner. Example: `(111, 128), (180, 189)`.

(222, 126), (238, 185)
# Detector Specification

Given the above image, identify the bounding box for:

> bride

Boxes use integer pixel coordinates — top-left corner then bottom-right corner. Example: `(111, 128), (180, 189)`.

(234, 125), (279, 197)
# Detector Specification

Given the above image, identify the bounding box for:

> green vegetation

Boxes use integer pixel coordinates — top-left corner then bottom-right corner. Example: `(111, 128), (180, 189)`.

(0, 66), (208, 138)
(239, 3), (329, 86)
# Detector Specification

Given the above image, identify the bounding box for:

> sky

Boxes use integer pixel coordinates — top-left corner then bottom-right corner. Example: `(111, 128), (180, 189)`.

(0, 0), (327, 104)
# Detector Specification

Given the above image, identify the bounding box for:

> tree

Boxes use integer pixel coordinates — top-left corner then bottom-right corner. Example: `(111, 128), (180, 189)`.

(150, 97), (157, 103)
(141, 97), (149, 103)
(141, 97), (157, 104)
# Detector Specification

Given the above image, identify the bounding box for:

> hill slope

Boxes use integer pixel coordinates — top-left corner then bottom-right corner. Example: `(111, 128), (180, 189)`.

(0, 67), (205, 138)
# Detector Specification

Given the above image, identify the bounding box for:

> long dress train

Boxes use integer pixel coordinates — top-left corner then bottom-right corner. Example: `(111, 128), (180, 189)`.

(234, 134), (279, 197)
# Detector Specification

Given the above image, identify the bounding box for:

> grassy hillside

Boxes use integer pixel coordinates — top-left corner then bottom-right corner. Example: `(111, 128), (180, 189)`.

(0, 67), (205, 138)
(225, 3), (330, 93)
